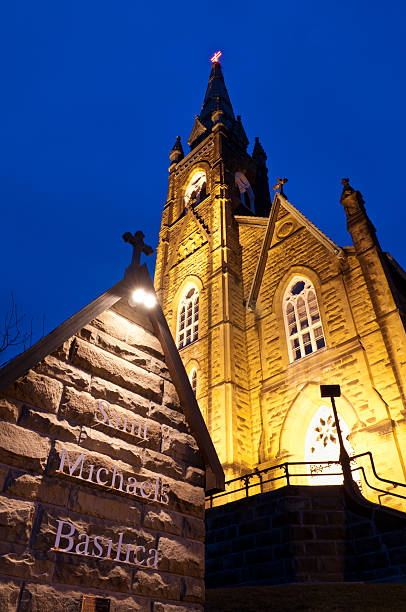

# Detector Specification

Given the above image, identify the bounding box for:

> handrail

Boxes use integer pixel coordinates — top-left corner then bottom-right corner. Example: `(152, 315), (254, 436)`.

(206, 453), (406, 510)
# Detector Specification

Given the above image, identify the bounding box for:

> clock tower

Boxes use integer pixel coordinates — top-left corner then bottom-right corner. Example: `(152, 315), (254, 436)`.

(154, 56), (270, 477)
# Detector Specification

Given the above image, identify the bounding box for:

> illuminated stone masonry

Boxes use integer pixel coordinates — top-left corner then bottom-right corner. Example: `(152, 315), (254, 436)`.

(0, 267), (224, 611)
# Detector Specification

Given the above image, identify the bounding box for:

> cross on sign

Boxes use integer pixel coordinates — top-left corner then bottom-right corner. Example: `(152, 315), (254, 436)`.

(210, 51), (222, 63)
(122, 231), (153, 271)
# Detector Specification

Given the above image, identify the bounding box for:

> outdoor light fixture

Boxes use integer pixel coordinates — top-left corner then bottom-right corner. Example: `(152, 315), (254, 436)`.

(130, 288), (157, 309)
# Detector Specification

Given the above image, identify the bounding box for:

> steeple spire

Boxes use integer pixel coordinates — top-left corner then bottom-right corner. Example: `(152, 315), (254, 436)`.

(188, 56), (244, 150)
(199, 60), (235, 127)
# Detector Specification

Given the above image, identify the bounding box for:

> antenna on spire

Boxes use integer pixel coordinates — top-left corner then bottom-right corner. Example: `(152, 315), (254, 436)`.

(210, 51), (222, 63)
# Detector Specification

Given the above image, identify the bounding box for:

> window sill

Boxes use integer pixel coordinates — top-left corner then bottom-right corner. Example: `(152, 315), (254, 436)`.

(287, 345), (328, 367)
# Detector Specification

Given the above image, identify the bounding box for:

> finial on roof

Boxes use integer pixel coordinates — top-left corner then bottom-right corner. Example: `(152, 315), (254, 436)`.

(169, 136), (184, 165)
(273, 177), (288, 196)
(122, 231), (153, 275)
(340, 178), (365, 215)
(210, 51), (222, 63)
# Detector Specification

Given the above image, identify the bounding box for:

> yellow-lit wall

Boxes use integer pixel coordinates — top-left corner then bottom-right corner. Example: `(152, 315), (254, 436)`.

(155, 131), (406, 506)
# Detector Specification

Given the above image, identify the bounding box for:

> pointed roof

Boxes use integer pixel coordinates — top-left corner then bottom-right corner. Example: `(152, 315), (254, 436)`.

(200, 61), (235, 126)
(0, 265), (224, 493)
(245, 192), (344, 310)
(189, 59), (243, 149)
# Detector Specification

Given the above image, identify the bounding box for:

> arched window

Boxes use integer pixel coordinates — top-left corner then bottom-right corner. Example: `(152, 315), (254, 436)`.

(189, 368), (197, 396)
(177, 287), (199, 349)
(283, 276), (325, 362)
(235, 172), (255, 211)
(184, 171), (207, 207)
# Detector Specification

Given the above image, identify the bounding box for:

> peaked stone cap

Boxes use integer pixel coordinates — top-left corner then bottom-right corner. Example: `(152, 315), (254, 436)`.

(0, 264), (224, 494)
(189, 60), (239, 149)
(200, 61), (235, 126)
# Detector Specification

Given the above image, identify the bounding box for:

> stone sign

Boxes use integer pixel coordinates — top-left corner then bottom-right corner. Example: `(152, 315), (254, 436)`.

(0, 269), (224, 612)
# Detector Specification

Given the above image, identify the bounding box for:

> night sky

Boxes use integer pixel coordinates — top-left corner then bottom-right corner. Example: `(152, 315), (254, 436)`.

(1, 1), (405, 363)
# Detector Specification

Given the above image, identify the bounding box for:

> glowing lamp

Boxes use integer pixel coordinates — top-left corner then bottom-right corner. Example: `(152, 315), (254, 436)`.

(210, 51), (222, 63)
(131, 288), (157, 309)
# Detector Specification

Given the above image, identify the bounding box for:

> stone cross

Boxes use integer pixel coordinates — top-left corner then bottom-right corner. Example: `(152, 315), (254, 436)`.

(210, 51), (222, 63)
(273, 177), (288, 195)
(122, 231), (153, 271)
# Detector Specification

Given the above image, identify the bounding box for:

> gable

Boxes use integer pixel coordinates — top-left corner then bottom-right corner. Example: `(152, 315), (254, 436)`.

(0, 265), (223, 493)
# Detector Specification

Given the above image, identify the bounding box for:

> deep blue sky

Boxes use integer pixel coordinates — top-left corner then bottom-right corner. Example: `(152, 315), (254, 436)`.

(1, 1), (405, 361)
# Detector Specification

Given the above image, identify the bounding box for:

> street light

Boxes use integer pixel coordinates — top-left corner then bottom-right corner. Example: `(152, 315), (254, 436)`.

(320, 385), (355, 491)
(130, 288), (157, 309)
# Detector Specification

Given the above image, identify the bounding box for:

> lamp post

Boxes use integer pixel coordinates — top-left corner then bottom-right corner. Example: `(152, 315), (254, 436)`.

(320, 385), (355, 490)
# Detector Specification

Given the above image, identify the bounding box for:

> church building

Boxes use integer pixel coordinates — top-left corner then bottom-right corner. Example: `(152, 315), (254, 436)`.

(154, 55), (406, 504)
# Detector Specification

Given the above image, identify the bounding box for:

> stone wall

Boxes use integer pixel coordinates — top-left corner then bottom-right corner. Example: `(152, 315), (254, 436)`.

(206, 485), (406, 587)
(0, 303), (206, 611)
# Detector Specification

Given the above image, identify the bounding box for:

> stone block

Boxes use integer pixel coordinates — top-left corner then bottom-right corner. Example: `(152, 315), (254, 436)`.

(70, 338), (162, 403)
(158, 536), (204, 578)
(142, 448), (184, 480)
(185, 466), (205, 487)
(76, 427), (143, 470)
(161, 425), (201, 465)
(0, 579), (20, 612)
(0, 422), (51, 473)
(0, 398), (20, 423)
(0, 496), (35, 545)
(53, 552), (132, 593)
(183, 516), (204, 542)
(35, 354), (91, 390)
(132, 569), (181, 600)
(18, 406), (80, 443)
(68, 487), (142, 526)
(163, 380), (182, 412)
(3, 370), (63, 413)
(169, 480), (205, 519)
(148, 403), (188, 432)
(0, 541), (53, 581)
(4, 472), (69, 507)
(182, 577), (204, 604)
(143, 507), (183, 536)
(91, 310), (162, 358)
(91, 378), (150, 417)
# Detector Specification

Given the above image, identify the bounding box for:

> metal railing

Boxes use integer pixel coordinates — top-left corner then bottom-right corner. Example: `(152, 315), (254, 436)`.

(206, 452), (406, 512)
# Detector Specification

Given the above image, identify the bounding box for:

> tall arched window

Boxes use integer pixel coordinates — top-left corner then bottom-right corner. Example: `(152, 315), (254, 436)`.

(184, 171), (207, 207)
(235, 172), (255, 211)
(177, 287), (199, 349)
(283, 276), (325, 362)
(189, 368), (197, 396)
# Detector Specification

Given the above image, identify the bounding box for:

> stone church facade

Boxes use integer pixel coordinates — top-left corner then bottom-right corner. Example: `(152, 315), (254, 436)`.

(154, 58), (406, 503)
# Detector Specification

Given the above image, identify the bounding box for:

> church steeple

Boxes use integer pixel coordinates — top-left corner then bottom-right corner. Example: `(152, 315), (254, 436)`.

(188, 57), (248, 151)
(200, 60), (235, 127)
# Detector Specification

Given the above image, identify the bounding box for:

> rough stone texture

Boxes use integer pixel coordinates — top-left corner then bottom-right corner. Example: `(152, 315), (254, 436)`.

(35, 354), (91, 390)
(0, 398), (20, 423)
(0, 300), (207, 610)
(70, 338), (163, 403)
(3, 370), (63, 413)
(132, 570), (181, 600)
(0, 496), (35, 545)
(206, 484), (406, 587)
(153, 603), (202, 612)
(158, 536), (205, 578)
(0, 422), (50, 472)
(4, 472), (69, 507)
(18, 406), (80, 443)
(0, 579), (20, 612)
